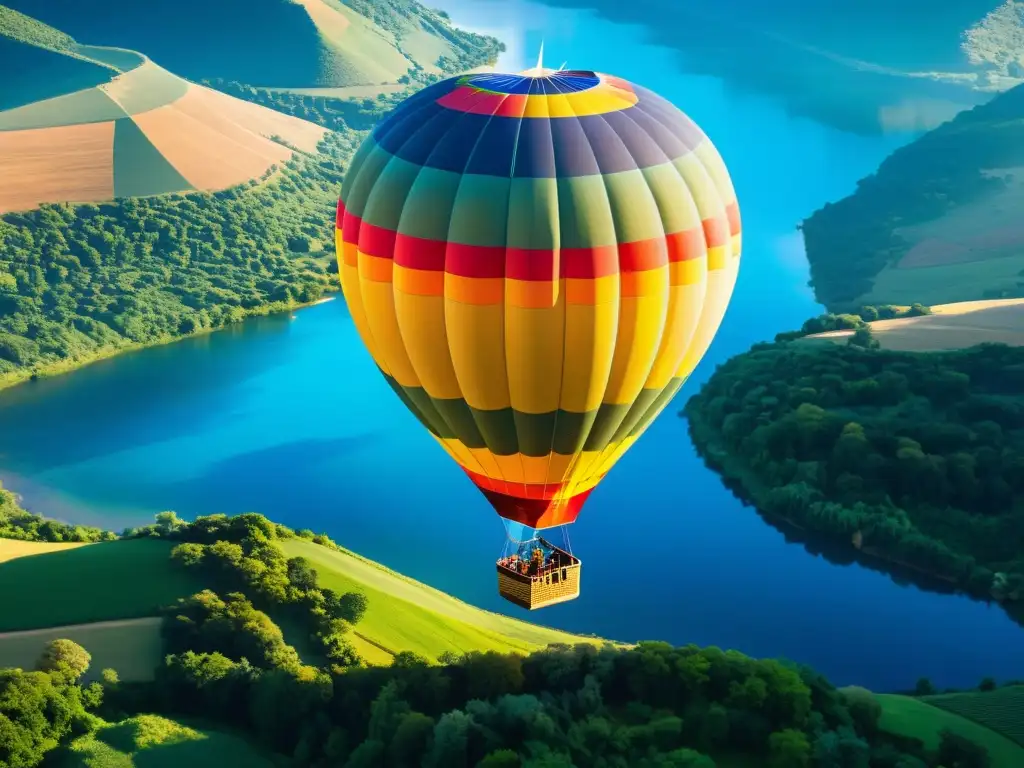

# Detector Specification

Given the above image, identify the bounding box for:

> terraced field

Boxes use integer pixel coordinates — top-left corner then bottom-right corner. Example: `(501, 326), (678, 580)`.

(925, 686), (1024, 747)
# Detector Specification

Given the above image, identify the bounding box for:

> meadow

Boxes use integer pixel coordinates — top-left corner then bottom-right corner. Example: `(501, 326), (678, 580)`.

(0, 538), (205, 631)
(875, 693), (1024, 768)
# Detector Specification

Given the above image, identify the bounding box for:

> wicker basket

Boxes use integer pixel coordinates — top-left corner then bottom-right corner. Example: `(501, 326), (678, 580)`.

(496, 538), (581, 610)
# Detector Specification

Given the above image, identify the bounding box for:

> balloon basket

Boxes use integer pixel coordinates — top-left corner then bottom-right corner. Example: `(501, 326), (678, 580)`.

(496, 536), (580, 610)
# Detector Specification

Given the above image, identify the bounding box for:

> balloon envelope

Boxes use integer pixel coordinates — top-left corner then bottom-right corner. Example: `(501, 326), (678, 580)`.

(336, 69), (741, 530)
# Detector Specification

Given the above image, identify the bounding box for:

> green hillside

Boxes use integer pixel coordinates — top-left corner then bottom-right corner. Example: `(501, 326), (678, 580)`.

(1, 0), (502, 88)
(0, 500), (1000, 768)
(280, 538), (601, 663)
(801, 82), (1024, 311)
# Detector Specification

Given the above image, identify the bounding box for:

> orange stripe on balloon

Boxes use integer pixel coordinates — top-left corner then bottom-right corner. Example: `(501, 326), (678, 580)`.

(358, 252), (393, 282)
(446, 274), (504, 304)
(621, 266), (668, 297)
(394, 264), (443, 295)
(566, 275), (619, 304)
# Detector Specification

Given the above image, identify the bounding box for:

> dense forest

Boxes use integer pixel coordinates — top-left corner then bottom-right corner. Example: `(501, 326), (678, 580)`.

(2, 507), (999, 768)
(0, 129), (363, 388)
(800, 81), (1024, 310)
(684, 338), (1024, 611)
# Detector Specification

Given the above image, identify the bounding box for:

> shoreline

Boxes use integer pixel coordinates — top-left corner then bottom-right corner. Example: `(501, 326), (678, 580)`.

(0, 291), (339, 396)
(683, 412), (1020, 621)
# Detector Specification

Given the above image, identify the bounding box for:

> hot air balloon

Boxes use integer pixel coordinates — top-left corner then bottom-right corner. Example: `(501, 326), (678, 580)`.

(335, 64), (741, 609)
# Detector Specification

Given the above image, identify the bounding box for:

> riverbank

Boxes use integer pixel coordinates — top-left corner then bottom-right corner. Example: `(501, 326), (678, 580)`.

(0, 292), (339, 395)
(682, 340), (1024, 627)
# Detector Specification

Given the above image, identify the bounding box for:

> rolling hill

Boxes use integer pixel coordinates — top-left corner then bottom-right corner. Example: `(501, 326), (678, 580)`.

(1, 0), (501, 89)
(801, 79), (1024, 311)
(0, 11), (328, 212)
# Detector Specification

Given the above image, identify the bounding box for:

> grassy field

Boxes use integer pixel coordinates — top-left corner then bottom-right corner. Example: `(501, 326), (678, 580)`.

(280, 538), (605, 663)
(0, 538), (86, 563)
(924, 686), (1024, 747)
(876, 694), (1024, 768)
(803, 298), (1024, 350)
(0, 538), (205, 631)
(0, 617), (162, 682)
(56, 714), (280, 767)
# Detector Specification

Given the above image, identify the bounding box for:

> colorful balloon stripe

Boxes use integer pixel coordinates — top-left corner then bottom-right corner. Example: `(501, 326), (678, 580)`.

(336, 69), (741, 529)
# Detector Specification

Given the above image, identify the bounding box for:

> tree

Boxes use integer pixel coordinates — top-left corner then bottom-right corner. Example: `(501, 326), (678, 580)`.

(389, 712), (435, 768)
(977, 677), (997, 692)
(848, 327), (879, 349)
(286, 556), (318, 592)
(337, 591), (369, 624)
(769, 728), (811, 767)
(36, 639), (91, 682)
(913, 678), (936, 696)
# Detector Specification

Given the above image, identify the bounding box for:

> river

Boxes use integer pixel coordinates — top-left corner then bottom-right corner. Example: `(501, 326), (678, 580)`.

(1, 0), (1022, 692)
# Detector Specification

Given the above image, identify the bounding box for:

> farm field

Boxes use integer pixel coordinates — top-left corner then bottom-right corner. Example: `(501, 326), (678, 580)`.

(924, 686), (1024, 747)
(857, 168), (1024, 307)
(279, 538), (604, 662)
(0, 617), (162, 682)
(804, 298), (1024, 350)
(0, 538), (206, 631)
(876, 694), (1024, 768)
(60, 715), (279, 767)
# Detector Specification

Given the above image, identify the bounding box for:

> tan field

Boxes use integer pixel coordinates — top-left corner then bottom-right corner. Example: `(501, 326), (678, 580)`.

(0, 539), (88, 564)
(0, 618), (162, 682)
(0, 74), (326, 211)
(0, 122), (114, 212)
(293, 0), (352, 40)
(806, 299), (1024, 351)
(132, 84), (326, 190)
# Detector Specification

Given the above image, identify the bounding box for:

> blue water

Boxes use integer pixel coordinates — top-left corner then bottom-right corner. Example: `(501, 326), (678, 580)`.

(2, 0), (1023, 692)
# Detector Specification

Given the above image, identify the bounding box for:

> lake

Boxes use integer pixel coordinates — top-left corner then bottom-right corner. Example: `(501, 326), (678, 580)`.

(2, 0), (1023, 692)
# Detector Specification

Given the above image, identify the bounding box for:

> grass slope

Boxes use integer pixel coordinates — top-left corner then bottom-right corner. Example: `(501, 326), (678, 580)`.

(924, 686), (1024, 747)
(56, 715), (280, 768)
(0, 617), (162, 682)
(876, 693), (1024, 768)
(280, 538), (602, 662)
(0, 539), (205, 631)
